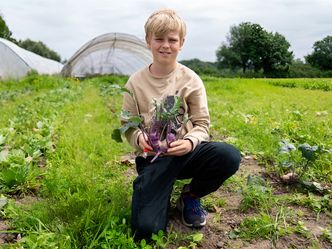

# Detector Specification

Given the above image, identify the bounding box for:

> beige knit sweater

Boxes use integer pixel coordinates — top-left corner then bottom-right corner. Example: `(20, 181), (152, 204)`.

(121, 63), (210, 155)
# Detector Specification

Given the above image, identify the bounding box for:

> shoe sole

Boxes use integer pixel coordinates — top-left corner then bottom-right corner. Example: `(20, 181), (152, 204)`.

(176, 197), (206, 228)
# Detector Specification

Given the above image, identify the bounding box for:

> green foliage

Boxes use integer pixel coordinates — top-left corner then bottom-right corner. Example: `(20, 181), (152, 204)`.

(288, 59), (332, 78)
(177, 233), (204, 249)
(0, 77), (82, 195)
(0, 14), (15, 42)
(1, 75), (332, 248)
(180, 58), (220, 76)
(17, 39), (61, 62)
(206, 78), (332, 182)
(285, 193), (331, 217)
(216, 22), (293, 76)
(320, 226), (332, 243)
(240, 176), (276, 212)
(277, 140), (330, 181)
(306, 35), (332, 70)
(268, 78), (332, 91)
(233, 208), (291, 245)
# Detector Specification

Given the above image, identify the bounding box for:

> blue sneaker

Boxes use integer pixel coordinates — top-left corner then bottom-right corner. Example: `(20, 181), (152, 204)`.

(177, 193), (207, 228)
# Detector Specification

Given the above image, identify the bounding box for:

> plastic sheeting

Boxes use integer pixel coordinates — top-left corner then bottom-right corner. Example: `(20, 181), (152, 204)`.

(62, 33), (152, 77)
(0, 38), (63, 80)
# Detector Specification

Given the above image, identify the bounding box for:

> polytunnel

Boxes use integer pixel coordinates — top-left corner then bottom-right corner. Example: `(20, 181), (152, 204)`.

(61, 32), (152, 77)
(0, 38), (63, 80)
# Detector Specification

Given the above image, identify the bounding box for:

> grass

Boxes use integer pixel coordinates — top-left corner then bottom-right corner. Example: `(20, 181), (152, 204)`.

(205, 77), (332, 181)
(0, 75), (331, 248)
(16, 83), (134, 248)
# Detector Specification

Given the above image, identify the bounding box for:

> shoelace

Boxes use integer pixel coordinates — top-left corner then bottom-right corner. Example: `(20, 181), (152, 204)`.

(184, 197), (207, 216)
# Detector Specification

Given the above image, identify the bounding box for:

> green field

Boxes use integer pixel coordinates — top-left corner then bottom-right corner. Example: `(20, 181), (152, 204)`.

(0, 74), (331, 248)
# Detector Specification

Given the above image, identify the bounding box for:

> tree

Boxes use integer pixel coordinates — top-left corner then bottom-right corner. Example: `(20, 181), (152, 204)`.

(1, 14), (61, 62)
(306, 36), (332, 70)
(217, 22), (266, 73)
(216, 43), (241, 71)
(180, 58), (219, 76)
(17, 39), (61, 62)
(216, 22), (293, 75)
(261, 32), (293, 75)
(0, 14), (15, 42)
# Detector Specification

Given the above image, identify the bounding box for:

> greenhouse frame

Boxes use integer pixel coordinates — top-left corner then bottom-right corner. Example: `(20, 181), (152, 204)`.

(61, 32), (152, 78)
(0, 38), (63, 80)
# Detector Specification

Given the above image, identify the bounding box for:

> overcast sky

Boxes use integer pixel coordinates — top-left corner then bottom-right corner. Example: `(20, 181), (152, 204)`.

(1, 0), (331, 62)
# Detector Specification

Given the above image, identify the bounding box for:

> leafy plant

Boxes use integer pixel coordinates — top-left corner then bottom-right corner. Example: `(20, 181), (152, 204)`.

(286, 193), (331, 218)
(113, 90), (185, 162)
(151, 230), (169, 248)
(320, 226), (332, 243)
(240, 175), (276, 212)
(233, 208), (290, 245)
(178, 233), (203, 249)
(277, 140), (325, 181)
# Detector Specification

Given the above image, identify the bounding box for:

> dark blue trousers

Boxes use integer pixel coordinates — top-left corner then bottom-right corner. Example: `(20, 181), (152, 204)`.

(131, 142), (241, 238)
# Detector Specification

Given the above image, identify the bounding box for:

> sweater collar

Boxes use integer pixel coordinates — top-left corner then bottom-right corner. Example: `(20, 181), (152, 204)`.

(146, 62), (179, 79)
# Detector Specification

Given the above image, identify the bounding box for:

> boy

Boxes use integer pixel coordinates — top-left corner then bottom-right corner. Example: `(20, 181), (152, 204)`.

(121, 8), (241, 239)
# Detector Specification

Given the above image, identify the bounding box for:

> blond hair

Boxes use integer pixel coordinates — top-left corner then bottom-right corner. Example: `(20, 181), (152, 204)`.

(144, 8), (186, 44)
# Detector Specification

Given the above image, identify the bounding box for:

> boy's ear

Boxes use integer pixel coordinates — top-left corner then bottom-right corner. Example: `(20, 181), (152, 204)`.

(180, 38), (185, 49)
(146, 36), (151, 49)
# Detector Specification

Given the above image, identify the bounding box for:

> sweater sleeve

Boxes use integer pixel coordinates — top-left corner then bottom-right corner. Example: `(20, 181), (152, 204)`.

(121, 80), (142, 151)
(182, 77), (210, 150)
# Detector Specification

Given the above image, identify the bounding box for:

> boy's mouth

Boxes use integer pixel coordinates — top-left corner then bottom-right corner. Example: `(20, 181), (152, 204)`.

(159, 51), (171, 55)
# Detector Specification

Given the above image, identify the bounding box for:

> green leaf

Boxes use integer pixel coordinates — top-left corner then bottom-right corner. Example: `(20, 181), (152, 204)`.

(157, 230), (164, 236)
(192, 233), (203, 242)
(228, 230), (238, 239)
(120, 110), (132, 119)
(128, 116), (143, 124)
(298, 143), (319, 161)
(0, 150), (9, 162)
(0, 196), (8, 209)
(0, 134), (5, 145)
(117, 116), (142, 135)
(111, 129), (123, 143)
(279, 140), (296, 154)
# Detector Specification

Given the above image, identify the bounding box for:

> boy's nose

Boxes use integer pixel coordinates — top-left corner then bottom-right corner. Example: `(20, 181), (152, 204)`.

(161, 41), (170, 47)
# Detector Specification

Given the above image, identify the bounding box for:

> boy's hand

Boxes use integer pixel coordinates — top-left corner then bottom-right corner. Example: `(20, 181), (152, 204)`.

(138, 133), (153, 151)
(167, 139), (193, 156)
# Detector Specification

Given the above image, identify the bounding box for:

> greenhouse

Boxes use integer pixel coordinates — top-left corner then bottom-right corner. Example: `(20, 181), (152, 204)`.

(0, 38), (63, 80)
(61, 32), (152, 77)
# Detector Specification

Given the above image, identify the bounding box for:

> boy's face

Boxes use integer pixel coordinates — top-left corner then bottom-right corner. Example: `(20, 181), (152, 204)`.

(147, 31), (183, 66)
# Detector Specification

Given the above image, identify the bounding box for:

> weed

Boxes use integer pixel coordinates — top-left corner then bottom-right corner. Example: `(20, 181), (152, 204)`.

(294, 220), (310, 238)
(240, 175), (276, 212)
(286, 193), (331, 219)
(201, 196), (226, 212)
(234, 207), (290, 246)
(320, 226), (332, 243)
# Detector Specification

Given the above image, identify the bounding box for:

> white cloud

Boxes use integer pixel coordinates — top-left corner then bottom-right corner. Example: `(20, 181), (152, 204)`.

(1, 0), (331, 61)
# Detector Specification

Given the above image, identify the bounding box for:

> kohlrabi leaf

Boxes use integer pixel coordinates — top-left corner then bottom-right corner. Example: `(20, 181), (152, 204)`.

(298, 143), (319, 161)
(112, 129), (123, 142)
(112, 115), (143, 143)
(279, 140), (296, 154)
(159, 95), (181, 120)
(120, 116), (142, 132)
(109, 84), (133, 96)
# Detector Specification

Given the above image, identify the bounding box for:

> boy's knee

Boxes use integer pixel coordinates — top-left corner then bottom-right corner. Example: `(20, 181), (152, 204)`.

(215, 142), (241, 173)
(228, 145), (241, 172)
